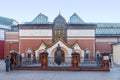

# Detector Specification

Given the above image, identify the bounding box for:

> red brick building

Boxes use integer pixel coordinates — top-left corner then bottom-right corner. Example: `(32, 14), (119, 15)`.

(4, 13), (120, 61)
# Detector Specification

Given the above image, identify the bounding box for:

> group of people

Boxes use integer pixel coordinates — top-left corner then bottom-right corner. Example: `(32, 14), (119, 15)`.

(5, 55), (14, 72)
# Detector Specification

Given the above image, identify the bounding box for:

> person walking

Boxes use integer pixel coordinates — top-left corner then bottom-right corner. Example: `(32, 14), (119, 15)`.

(10, 56), (14, 71)
(5, 56), (10, 72)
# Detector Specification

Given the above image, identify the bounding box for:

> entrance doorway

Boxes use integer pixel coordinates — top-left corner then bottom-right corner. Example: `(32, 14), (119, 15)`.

(54, 50), (65, 64)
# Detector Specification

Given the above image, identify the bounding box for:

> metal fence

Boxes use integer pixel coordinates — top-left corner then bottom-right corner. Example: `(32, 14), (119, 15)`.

(17, 56), (102, 68)
(79, 57), (102, 68)
(48, 57), (72, 68)
(19, 58), (41, 67)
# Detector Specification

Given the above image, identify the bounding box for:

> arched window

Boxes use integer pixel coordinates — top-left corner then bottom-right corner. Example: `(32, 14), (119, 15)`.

(85, 48), (90, 60)
(96, 51), (100, 57)
(28, 53), (31, 58)
(26, 48), (32, 59)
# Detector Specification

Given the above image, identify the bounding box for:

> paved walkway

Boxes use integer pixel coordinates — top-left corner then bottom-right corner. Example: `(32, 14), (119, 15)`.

(0, 60), (120, 80)
(0, 60), (5, 71)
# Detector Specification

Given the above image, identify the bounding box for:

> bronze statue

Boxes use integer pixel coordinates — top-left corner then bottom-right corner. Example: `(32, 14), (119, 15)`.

(57, 44), (61, 51)
(55, 44), (63, 65)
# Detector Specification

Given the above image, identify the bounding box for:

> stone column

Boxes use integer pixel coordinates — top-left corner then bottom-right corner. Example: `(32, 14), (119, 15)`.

(71, 51), (79, 71)
(41, 51), (48, 69)
(101, 52), (110, 71)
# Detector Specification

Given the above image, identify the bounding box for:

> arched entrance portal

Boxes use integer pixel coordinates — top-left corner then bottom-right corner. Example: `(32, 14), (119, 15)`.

(54, 50), (65, 64)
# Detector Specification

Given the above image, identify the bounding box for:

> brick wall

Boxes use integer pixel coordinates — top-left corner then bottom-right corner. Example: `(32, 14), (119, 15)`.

(68, 39), (95, 57)
(19, 39), (52, 55)
(0, 40), (4, 59)
(4, 41), (19, 59)
(96, 42), (112, 53)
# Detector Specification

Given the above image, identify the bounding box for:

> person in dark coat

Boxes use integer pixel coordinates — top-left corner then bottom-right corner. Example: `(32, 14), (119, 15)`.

(5, 56), (10, 72)
(97, 54), (99, 66)
(10, 56), (14, 71)
(109, 57), (112, 67)
(19, 54), (22, 66)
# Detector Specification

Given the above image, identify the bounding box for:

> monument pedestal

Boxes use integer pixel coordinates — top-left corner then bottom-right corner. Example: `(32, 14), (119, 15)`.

(41, 51), (48, 69)
(71, 51), (79, 71)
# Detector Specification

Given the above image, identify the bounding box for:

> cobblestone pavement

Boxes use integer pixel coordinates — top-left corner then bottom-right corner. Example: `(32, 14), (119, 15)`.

(0, 60), (120, 80)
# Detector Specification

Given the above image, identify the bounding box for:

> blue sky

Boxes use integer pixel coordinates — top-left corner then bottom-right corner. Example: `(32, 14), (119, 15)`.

(0, 0), (120, 23)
